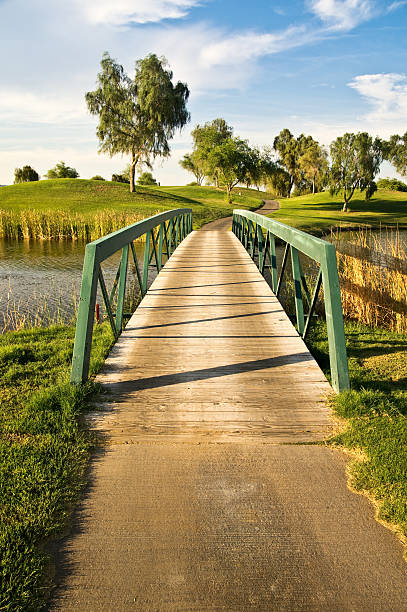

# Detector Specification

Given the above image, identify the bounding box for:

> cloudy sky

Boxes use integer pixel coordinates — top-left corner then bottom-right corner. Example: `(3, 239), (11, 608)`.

(1, 0), (406, 185)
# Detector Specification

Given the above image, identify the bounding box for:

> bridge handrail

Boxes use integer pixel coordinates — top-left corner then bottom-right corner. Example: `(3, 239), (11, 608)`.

(232, 209), (349, 393)
(71, 208), (193, 384)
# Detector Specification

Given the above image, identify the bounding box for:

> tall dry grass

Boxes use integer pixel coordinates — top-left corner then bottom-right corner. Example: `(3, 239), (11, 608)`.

(0, 209), (158, 241)
(332, 227), (407, 333)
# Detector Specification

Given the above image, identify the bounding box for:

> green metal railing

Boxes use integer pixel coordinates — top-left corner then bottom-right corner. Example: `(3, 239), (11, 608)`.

(232, 210), (350, 393)
(70, 208), (193, 384)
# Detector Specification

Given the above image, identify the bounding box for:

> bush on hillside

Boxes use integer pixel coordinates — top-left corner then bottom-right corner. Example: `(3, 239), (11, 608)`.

(91, 175), (105, 181)
(111, 173), (130, 184)
(14, 166), (39, 183)
(45, 161), (79, 179)
(377, 178), (407, 192)
(136, 172), (157, 186)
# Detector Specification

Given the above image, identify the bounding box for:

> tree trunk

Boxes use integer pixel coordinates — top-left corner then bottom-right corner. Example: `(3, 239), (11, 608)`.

(312, 179), (315, 194)
(226, 186), (232, 204)
(129, 151), (136, 193)
(342, 200), (348, 212)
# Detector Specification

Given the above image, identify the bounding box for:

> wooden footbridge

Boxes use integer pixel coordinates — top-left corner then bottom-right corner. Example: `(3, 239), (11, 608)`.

(51, 209), (407, 610)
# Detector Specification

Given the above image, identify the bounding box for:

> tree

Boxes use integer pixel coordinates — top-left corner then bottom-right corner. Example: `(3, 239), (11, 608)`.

(86, 52), (190, 193)
(206, 137), (250, 203)
(265, 165), (291, 197)
(14, 165), (39, 183)
(298, 141), (328, 194)
(111, 172), (129, 183)
(45, 161), (79, 179)
(386, 132), (407, 176)
(329, 132), (382, 212)
(137, 171), (157, 185)
(179, 152), (205, 185)
(273, 129), (304, 196)
(91, 175), (105, 180)
(191, 118), (233, 186)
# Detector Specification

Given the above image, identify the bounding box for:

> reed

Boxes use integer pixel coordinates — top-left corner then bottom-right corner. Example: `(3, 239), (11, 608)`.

(332, 227), (407, 333)
(0, 209), (157, 241)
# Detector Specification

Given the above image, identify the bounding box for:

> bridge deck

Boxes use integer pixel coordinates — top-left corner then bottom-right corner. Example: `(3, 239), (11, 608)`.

(89, 229), (332, 442)
(50, 229), (407, 611)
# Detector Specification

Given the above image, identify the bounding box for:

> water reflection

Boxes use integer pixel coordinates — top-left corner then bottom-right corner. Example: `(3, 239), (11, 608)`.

(0, 239), (156, 330)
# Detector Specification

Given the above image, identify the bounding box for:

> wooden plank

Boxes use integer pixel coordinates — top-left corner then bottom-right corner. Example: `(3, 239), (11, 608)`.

(93, 230), (333, 443)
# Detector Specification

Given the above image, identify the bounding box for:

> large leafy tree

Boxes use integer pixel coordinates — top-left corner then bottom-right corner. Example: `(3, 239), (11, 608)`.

(329, 132), (382, 212)
(273, 129), (305, 195)
(191, 118), (233, 186)
(206, 137), (250, 203)
(14, 165), (39, 183)
(86, 52), (190, 192)
(45, 161), (79, 179)
(298, 141), (329, 194)
(179, 152), (205, 185)
(386, 132), (407, 176)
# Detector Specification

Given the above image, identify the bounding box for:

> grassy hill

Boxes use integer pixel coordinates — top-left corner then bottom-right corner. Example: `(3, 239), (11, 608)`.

(269, 189), (407, 233)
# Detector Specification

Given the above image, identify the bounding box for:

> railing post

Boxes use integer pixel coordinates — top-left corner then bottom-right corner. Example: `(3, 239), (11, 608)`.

(321, 244), (350, 392)
(115, 244), (129, 333)
(291, 246), (305, 335)
(70, 244), (99, 383)
(142, 231), (151, 295)
(158, 223), (164, 271)
(269, 233), (278, 293)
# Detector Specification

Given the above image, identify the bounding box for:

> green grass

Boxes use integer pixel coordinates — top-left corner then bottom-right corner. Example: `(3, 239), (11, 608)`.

(270, 189), (407, 233)
(307, 320), (407, 551)
(0, 323), (114, 611)
(0, 179), (264, 233)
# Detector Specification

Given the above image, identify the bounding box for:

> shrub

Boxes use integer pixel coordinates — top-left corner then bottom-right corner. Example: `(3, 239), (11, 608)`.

(91, 175), (105, 181)
(377, 178), (407, 192)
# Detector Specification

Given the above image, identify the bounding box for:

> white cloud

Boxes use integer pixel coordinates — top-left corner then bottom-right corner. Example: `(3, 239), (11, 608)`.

(0, 89), (87, 123)
(77, 0), (202, 26)
(348, 73), (407, 122)
(387, 0), (407, 11)
(309, 0), (375, 31)
(200, 25), (312, 67)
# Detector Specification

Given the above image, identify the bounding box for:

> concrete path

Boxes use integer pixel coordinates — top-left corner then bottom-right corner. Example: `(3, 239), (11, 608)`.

(49, 229), (407, 611)
(201, 199), (279, 232)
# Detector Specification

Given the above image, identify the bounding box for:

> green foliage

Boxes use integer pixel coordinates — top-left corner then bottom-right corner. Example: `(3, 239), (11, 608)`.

(329, 132), (382, 212)
(14, 165), (39, 184)
(90, 175), (105, 181)
(86, 52), (190, 192)
(0, 323), (114, 609)
(265, 165), (291, 197)
(298, 140), (328, 193)
(136, 171), (157, 186)
(191, 118), (233, 186)
(45, 161), (79, 179)
(179, 152), (205, 185)
(307, 321), (407, 550)
(386, 132), (407, 177)
(377, 177), (407, 192)
(273, 129), (327, 196)
(206, 137), (251, 203)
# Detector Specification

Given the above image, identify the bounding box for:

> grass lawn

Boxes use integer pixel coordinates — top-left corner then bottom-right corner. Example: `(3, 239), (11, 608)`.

(0, 323), (114, 611)
(270, 189), (407, 233)
(307, 320), (407, 552)
(0, 179), (265, 231)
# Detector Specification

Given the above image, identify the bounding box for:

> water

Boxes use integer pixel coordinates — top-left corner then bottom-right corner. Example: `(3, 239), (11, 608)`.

(1, 229), (406, 331)
(0, 239), (156, 331)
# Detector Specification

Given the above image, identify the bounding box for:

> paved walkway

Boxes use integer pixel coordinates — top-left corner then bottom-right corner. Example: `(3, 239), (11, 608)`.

(50, 228), (407, 611)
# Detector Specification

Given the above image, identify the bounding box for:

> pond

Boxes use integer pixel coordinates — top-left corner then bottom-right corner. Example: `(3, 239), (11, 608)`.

(0, 239), (156, 331)
(1, 228), (406, 332)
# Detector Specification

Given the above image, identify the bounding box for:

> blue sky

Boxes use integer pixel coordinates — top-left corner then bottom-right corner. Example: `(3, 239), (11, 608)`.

(0, 0), (406, 185)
